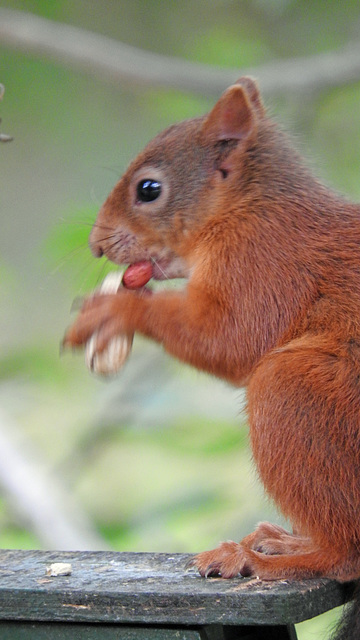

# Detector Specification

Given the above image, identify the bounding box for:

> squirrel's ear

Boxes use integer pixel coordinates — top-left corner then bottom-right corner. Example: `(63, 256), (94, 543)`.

(234, 76), (265, 116)
(201, 82), (257, 142)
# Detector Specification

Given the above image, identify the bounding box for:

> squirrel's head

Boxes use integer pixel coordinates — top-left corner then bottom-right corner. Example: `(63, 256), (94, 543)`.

(90, 76), (265, 281)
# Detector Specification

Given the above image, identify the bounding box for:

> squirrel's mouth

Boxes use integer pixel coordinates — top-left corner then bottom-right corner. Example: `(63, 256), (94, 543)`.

(122, 255), (188, 290)
(120, 255), (188, 291)
(90, 223), (189, 283)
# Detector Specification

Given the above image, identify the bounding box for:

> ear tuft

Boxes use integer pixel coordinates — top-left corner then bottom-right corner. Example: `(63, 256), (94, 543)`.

(235, 76), (265, 116)
(202, 83), (257, 143)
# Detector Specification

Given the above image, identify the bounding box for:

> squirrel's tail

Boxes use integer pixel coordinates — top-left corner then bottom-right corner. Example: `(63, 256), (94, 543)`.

(332, 583), (360, 640)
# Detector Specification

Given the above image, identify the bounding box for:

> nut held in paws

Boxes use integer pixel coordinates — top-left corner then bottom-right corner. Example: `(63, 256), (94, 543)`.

(85, 271), (134, 376)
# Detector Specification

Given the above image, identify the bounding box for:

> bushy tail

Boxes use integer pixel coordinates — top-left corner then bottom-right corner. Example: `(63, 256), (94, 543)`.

(332, 583), (360, 640)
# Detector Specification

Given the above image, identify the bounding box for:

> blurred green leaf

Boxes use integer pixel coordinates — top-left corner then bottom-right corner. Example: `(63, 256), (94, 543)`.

(188, 26), (271, 68)
(0, 344), (70, 385)
(148, 417), (247, 456)
(44, 206), (116, 294)
(313, 85), (360, 198)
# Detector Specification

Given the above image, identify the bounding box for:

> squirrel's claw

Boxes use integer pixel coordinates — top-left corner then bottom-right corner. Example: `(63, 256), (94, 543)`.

(189, 542), (254, 579)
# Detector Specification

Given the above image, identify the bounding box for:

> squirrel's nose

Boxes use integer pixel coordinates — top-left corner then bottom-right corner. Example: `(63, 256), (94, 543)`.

(89, 223), (104, 257)
(90, 242), (104, 258)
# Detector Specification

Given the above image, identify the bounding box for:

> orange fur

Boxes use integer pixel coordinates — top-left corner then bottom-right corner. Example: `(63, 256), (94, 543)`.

(64, 77), (360, 590)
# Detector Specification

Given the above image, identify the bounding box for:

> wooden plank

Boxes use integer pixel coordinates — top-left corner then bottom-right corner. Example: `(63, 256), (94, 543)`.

(0, 550), (350, 626)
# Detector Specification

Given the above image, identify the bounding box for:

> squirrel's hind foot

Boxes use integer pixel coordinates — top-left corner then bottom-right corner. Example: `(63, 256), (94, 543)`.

(189, 522), (345, 580)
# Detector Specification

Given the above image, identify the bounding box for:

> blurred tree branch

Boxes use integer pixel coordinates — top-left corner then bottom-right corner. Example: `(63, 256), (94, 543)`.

(1, 8), (360, 98)
(0, 406), (108, 550)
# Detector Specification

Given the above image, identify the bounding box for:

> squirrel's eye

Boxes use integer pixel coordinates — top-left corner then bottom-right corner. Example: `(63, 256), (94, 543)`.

(136, 179), (162, 203)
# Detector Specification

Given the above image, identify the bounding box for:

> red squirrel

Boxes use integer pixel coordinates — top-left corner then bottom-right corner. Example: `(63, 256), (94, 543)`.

(64, 76), (360, 605)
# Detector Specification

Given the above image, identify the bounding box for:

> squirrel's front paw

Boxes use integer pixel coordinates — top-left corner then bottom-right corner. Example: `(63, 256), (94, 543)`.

(63, 292), (125, 348)
(62, 271), (150, 376)
(188, 541), (254, 579)
(63, 291), (135, 376)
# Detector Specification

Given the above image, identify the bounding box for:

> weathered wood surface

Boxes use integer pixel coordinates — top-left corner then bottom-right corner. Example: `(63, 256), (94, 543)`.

(0, 550), (350, 627)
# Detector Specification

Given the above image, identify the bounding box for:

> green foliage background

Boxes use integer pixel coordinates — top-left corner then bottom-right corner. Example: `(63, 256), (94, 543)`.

(1, 1), (360, 637)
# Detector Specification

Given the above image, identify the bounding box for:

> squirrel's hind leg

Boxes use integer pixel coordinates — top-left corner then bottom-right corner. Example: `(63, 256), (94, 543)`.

(241, 522), (311, 555)
(189, 538), (344, 580)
